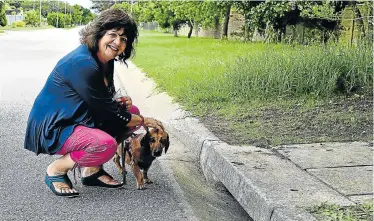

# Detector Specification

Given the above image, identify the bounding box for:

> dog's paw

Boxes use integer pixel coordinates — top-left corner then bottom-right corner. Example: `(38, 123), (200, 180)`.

(136, 182), (145, 190)
(144, 178), (153, 184)
(136, 177), (145, 190)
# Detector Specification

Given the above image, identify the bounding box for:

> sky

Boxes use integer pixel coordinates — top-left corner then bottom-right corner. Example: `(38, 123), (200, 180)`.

(66, 0), (93, 9)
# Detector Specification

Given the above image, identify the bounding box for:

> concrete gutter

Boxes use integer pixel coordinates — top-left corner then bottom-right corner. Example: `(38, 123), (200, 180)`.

(114, 62), (356, 221)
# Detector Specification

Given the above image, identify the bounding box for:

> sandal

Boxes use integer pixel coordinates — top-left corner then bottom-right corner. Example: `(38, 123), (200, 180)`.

(81, 168), (123, 188)
(44, 174), (79, 198)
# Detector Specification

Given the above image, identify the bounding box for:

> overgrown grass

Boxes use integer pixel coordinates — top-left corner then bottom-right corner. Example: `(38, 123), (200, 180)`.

(309, 202), (373, 221)
(132, 30), (373, 145)
(223, 44), (372, 101)
(133, 31), (372, 107)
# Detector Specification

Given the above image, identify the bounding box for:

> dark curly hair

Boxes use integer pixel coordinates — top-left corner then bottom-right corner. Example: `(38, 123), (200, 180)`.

(79, 9), (138, 64)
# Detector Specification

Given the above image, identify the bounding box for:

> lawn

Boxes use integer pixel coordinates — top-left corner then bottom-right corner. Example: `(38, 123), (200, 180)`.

(0, 25), (55, 31)
(132, 30), (373, 146)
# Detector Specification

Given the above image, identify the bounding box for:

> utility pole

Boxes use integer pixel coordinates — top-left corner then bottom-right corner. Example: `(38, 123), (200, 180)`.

(39, 0), (41, 27)
(64, 0), (66, 28)
(69, 4), (72, 27)
(56, 0), (59, 28)
(130, 0), (133, 14)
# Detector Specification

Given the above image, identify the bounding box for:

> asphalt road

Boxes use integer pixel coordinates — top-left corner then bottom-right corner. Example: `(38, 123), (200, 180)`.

(0, 28), (251, 221)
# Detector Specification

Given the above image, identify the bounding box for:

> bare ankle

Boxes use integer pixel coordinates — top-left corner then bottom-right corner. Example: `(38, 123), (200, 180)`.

(82, 167), (100, 177)
(47, 154), (75, 175)
(47, 165), (67, 176)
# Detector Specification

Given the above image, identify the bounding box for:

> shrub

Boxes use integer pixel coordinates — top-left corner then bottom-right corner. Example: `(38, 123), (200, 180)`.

(11, 21), (25, 28)
(24, 10), (40, 27)
(47, 12), (71, 28)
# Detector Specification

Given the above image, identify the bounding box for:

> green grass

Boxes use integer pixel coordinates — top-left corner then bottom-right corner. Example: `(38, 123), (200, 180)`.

(133, 31), (372, 105)
(132, 30), (373, 146)
(309, 202), (373, 221)
(0, 25), (55, 31)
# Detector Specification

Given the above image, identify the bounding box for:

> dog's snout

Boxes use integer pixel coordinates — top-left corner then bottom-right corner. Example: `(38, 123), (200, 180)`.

(153, 150), (162, 157)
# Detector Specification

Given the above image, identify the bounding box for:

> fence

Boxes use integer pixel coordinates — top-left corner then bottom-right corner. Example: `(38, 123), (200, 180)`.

(6, 15), (24, 26)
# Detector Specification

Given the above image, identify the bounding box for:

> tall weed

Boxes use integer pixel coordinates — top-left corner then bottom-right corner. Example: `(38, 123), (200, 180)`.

(223, 44), (372, 102)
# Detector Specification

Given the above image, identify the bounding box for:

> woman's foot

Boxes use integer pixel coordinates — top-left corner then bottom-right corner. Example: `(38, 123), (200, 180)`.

(81, 167), (123, 188)
(46, 166), (78, 195)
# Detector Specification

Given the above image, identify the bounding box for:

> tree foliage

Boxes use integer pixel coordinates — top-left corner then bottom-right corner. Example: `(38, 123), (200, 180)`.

(72, 5), (83, 25)
(24, 9), (39, 27)
(3, 0), (94, 28)
(0, 1), (7, 26)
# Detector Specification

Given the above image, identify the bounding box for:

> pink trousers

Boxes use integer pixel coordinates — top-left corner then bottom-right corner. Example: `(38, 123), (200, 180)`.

(56, 105), (140, 167)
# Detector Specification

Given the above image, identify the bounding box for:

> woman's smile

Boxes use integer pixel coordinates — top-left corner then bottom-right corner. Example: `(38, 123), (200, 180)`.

(98, 28), (126, 63)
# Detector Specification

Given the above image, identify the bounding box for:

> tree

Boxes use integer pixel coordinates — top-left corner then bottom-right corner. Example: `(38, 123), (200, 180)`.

(149, 2), (180, 35)
(207, 1), (234, 39)
(72, 4), (83, 25)
(82, 8), (95, 25)
(171, 1), (205, 38)
(195, 1), (227, 38)
(233, 1), (262, 40)
(0, 1), (7, 27)
(24, 10), (39, 26)
(222, 4), (231, 38)
(91, 0), (115, 12)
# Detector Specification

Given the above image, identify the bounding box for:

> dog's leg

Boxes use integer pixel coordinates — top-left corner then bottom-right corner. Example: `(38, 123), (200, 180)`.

(131, 164), (145, 190)
(113, 146), (123, 175)
(113, 154), (123, 175)
(143, 168), (153, 184)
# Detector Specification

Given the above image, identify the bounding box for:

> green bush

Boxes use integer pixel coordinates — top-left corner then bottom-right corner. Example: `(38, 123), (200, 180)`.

(11, 21), (25, 28)
(24, 10), (40, 27)
(47, 12), (72, 28)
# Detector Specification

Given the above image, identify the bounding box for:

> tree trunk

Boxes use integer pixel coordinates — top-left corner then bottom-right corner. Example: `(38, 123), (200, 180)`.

(244, 24), (249, 41)
(264, 21), (271, 43)
(301, 24), (305, 44)
(350, 18), (355, 47)
(322, 29), (328, 45)
(173, 28), (178, 37)
(222, 4), (231, 38)
(353, 6), (365, 38)
(214, 16), (220, 39)
(187, 22), (193, 38)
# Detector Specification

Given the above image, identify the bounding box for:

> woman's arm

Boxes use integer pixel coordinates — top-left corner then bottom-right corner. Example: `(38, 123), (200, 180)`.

(127, 114), (164, 132)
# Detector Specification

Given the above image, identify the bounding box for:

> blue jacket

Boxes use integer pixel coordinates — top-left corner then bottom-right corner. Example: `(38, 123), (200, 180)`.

(24, 44), (132, 155)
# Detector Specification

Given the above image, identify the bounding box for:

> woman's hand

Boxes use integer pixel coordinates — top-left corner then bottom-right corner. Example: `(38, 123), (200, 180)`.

(143, 117), (164, 132)
(115, 96), (132, 110)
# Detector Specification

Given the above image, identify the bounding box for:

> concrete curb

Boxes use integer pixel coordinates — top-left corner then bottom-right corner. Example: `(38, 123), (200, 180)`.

(164, 117), (318, 221)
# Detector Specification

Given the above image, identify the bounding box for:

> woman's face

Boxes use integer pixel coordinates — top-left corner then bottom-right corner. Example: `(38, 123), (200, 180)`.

(97, 28), (127, 63)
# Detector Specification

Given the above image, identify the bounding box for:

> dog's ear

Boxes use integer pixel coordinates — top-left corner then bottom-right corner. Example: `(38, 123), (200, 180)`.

(144, 126), (149, 133)
(141, 132), (150, 147)
(164, 134), (170, 154)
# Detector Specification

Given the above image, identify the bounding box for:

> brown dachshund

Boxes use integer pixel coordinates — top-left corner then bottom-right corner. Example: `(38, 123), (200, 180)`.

(113, 128), (169, 189)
